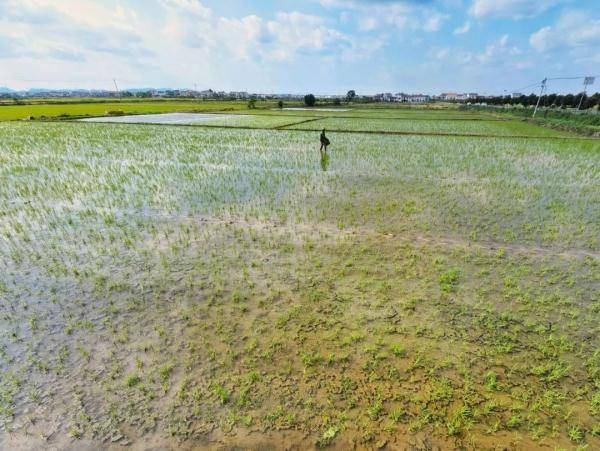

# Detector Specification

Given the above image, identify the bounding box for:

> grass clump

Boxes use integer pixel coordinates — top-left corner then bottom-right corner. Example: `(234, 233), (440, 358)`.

(317, 425), (339, 447)
(591, 391), (600, 416)
(125, 373), (141, 388)
(367, 397), (383, 420)
(213, 384), (230, 404)
(439, 268), (460, 293)
(390, 343), (406, 357)
(568, 424), (584, 443)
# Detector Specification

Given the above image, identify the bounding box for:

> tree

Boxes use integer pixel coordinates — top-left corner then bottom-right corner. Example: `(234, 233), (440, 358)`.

(247, 98), (257, 109)
(563, 94), (574, 108)
(585, 92), (600, 109)
(304, 94), (316, 107)
(277, 100), (284, 109)
(346, 90), (356, 102)
(333, 98), (341, 106)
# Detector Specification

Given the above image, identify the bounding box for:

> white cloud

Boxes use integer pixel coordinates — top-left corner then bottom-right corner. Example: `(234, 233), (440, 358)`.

(423, 13), (448, 32)
(319, 0), (376, 7)
(0, 0), (150, 63)
(435, 48), (450, 59)
(3, 0), (592, 93)
(161, 4), (355, 62)
(267, 12), (349, 60)
(0, 0), (384, 90)
(359, 16), (379, 31)
(529, 27), (553, 52)
(469, 0), (565, 20)
(3, 0), (140, 30)
(160, 0), (211, 18)
(428, 32), (530, 77)
(453, 22), (470, 34)
(475, 34), (521, 63)
(318, 0), (449, 33)
(320, 0), (448, 33)
(0, 0), (357, 64)
(530, 10), (600, 56)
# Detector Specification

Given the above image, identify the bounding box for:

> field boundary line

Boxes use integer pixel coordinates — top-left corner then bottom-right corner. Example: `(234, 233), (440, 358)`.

(283, 127), (596, 140)
(32, 119), (599, 140)
(272, 117), (326, 130)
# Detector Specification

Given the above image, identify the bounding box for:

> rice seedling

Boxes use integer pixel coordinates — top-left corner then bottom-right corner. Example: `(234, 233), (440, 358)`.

(125, 374), (141, 388)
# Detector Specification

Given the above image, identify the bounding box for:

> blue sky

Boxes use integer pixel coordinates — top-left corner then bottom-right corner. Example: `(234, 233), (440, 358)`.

(0, 0), (598, 94)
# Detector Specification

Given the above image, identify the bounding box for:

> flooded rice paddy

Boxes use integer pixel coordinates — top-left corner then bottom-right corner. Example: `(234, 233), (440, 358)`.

(280, 108), (350, 112)
(80, 113), (245, 125)
(0, 113), (599, 450)
(80, 112), (319, 130)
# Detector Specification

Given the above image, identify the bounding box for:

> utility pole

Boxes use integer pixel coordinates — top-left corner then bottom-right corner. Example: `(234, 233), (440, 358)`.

(532, 78), (546, 118)
(113, 78), (121, 100)
(577, 77), (595, 110)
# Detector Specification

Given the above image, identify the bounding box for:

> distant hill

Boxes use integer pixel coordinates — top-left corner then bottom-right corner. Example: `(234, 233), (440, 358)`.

(0, 86), (14, 93)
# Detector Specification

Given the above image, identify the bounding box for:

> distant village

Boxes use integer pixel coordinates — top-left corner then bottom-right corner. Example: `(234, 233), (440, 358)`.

(1, 87), (484, 103)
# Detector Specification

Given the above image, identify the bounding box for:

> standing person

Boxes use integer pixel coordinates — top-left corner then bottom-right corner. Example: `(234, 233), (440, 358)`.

(319, 129), (331, 171)
(319, 129), (330, 155)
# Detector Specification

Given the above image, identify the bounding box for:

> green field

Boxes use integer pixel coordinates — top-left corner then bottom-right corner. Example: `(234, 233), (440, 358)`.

(0, 100), (264, 121)
(1, 107), (599, 449)
(284, 117), (575, 137)
(463, 105), (600, 137)
(0, 99), (493, 121)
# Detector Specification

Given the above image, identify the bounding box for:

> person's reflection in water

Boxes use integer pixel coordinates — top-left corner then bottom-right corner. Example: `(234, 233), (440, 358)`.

(320, 151), (330, 171)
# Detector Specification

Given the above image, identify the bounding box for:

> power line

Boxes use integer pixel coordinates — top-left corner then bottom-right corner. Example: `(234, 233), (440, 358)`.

(547, 75), (599, 81)
(512, 81), (542, 93)
(510, 75), (598, 98)
(513, 75), (597, 117)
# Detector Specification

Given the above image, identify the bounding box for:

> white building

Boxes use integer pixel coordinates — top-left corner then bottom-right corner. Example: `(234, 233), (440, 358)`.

(394, 93), (430, 103)
(197, 89), (216, 99)
(374, 92), (394, 102)
(229, 91), (249, 99)
(440, 92), (478, 101)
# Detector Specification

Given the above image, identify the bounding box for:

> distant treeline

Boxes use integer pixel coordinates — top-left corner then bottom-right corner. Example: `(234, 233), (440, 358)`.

(471, 92), (600, 110)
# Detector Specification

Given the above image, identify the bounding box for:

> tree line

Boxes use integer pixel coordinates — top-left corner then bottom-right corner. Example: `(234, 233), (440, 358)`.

(472, 92), (600, 110)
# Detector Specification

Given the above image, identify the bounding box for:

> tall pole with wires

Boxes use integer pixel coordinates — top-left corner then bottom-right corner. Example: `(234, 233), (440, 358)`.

(532, 78), (546, 118)
(113, 78), (121, 100)
(577, 77), (595, 110)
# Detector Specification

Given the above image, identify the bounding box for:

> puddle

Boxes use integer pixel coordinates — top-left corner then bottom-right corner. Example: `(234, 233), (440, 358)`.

(79, 112), (243, 125)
